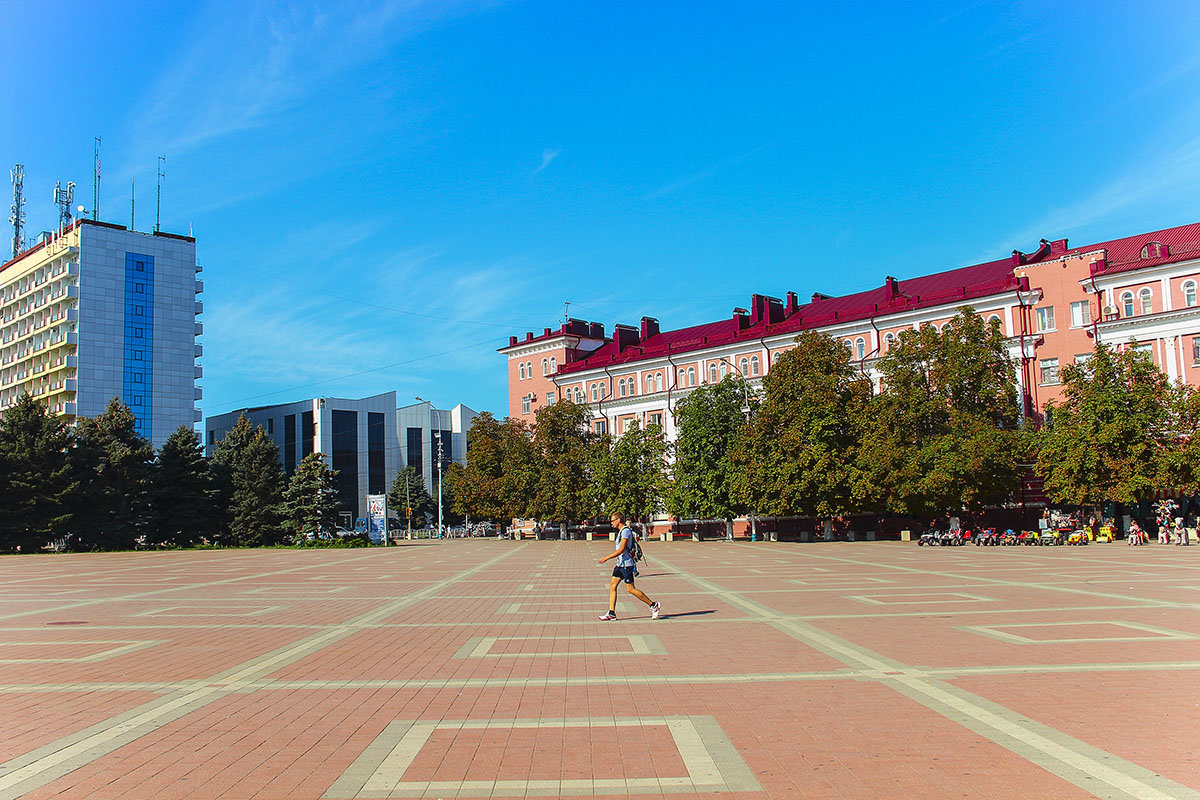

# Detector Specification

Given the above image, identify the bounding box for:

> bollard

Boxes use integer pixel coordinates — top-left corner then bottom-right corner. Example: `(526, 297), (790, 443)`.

(586, 531), (594, 541)
(900, 530), (911, 542)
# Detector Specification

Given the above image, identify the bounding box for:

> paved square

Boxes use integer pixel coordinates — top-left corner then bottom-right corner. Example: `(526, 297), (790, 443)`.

(0, 541), (1197, 799)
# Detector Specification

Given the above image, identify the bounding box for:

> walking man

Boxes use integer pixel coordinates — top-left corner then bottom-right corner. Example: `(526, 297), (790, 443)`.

(598, 511), (660, 621)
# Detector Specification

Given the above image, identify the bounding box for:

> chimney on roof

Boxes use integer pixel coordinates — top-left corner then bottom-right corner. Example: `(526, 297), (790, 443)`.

(1050, 238), (1068, 256)
(588, 321), (605, 340)
(614, 324), (640, 352)
(566, 318), (589, 336)
(885, 276), (899, 298)
(1089, 258), (1107, 274)
(640, 316), (660, 340)
(733, 307), (750, 331)
(765, 296), (784, 324)
(543, 327), (552, 337)
(811, 292), (832, 302)
(525, 331), (534, 342)
(1011, 250), (1025, 267)
(785, 291), (799, 315)
(509, 335), (518, 347)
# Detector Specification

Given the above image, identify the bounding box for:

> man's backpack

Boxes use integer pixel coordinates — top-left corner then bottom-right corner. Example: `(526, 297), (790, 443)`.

(624, 527), (644, 563)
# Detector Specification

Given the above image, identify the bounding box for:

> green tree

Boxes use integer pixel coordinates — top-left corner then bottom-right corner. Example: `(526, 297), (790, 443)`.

(731, 331), (872, 518)
(71, 398), (155, 550)
(531, 400), (598, 536)
(861, 309), (1024, 516)
(666, 377), (752, 531)
(151, 425), (218, 547)
(388, 465), (434, 527)
(591, 422), (669, 530)
(0, 394), (75, 552)
(1160, 382), (1200, 494)
(212, 416), (286, 546)
(498, 416), (539, 525)
(453, 413), (505, 522)
(283, 452), (341, 540)
(1037, 343), (1170, 506)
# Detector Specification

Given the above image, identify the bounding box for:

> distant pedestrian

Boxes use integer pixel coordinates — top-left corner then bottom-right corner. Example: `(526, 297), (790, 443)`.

(598, 512), (660, 621)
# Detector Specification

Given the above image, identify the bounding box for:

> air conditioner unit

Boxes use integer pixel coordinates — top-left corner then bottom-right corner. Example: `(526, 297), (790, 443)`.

(1103, 306), (1116, 316)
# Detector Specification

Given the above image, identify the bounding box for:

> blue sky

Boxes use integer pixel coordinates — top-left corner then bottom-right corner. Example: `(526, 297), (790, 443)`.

(4, 0), (1200, 421)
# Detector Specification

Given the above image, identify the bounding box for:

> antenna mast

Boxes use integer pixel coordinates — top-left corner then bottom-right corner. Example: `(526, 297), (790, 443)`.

(155, 155), (165, 233)
(9, 164), (24, 259)
(130, 177), (135, 230)
(93, 137), (101, 221)
(563, 300), (571, 322)
(53, 180), (75, 232)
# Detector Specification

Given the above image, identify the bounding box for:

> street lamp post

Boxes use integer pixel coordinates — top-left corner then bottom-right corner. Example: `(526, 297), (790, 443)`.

(434, 430), (444, 540)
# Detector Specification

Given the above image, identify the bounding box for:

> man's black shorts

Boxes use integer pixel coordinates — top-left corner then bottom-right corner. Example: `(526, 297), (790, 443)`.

(612, 565), (637, 584)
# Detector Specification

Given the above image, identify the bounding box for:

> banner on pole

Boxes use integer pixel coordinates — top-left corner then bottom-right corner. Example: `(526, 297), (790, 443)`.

(367, 494), (388, 544)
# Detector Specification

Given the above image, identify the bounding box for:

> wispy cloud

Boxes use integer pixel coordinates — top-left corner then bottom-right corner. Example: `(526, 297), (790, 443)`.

(532, 148), (560, 176)
(647, 142), (773, 199)
(992, 133), (1200, 256)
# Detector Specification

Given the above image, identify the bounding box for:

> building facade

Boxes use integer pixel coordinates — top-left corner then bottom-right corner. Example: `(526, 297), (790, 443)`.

(397, 400), (479, 507)
(0, 219), (203, 446)
(205, 393), (477, 521)
(503, 221), (1200, 441)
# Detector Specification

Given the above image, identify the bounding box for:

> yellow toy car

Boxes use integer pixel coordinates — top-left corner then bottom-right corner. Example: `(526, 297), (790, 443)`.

(1091, 525), (1116, 542)
(1067, 530), (1090, 545)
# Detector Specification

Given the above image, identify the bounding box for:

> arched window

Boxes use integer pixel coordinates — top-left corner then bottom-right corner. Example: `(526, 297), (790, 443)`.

(678, 369), (686, 386)
(1185, 281), (1198, 308)
(988, 315), (1001, 330)
(709, 364), (719, 383)
(618, 379), (625, 397)
(1139, 288), (1153, 315)
(541, 358), (548, 376)
(1121, 292), (1134, 317)
(884, 333), (895, 352)
(855, 338), (865, 360)
(591, 384), (598, 402)
(719, 361), (727, 377)
(575, 388), (583, 403)
(519, 363), (527, 380)
(644, 376), (652, 393)
(687, 367), (696, 386)
(751, 355), (760, 376)
(549, 357), (556, 372)
(738, 357), (749, 376)
(655, 373), (663, 392)
(1141, 242), (1165, 259)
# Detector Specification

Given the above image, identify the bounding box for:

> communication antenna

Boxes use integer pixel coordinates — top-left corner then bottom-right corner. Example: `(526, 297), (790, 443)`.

(563, 300), (571, 322)
(130, 176), (135, 230)
(9, 164), (25, 259)
(93, 137), (101, 221)
(53, 180), (75, 232)
(155, 155), (165, 233)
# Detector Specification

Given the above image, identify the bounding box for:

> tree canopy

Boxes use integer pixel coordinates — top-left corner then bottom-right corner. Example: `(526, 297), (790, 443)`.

(666, 377), (752, 522)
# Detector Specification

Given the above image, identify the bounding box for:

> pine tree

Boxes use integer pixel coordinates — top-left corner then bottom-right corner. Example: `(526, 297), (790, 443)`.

(71, 398), (155, 550)
(0, 394), (75, 552)
(212, 416), (286, 547)
(388, 465), (433, 528)
(283, 452), (341, 540)
(151, 425), (218, 546)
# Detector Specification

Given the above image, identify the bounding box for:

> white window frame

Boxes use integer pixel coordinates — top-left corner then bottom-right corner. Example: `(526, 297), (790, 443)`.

(590, 384), (598, 402)
(521, 395), (531, 415)
(687, 367), (697, 386)
(1035, 306), (1055, 333)
(1121, 292), (1135, 317)
(884, 333), (895, 352)
(1039, 358), (1060, 386)
(855, 338), (865, 360)
(1069, 301), (1090, 329)
(1139, 288), (1153, 315)
(541, 358), (548, 376)
(709, 364), (719, 383)
(519, 363), (527, 380)
(751, 355), (760, 376)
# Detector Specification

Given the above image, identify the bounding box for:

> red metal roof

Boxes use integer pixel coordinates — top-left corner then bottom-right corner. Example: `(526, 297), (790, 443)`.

(555, 219), (1200, 375)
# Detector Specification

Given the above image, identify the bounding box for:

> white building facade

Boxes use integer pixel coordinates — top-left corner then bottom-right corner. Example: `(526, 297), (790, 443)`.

(0, 219), (203, 446)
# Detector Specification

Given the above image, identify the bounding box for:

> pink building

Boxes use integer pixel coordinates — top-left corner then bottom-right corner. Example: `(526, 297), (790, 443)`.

(503, 221), (1200, 439)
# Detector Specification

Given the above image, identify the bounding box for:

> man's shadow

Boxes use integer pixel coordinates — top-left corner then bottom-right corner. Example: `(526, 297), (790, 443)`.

(657, 610), (715, 619)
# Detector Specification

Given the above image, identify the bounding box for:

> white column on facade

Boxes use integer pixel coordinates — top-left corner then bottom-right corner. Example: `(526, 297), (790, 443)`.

(1162, 277), (1172, 312)
(1013, 361), (1026, 422)
(1164, 336), (1178, 381)
(1003, 304), (1014, 336)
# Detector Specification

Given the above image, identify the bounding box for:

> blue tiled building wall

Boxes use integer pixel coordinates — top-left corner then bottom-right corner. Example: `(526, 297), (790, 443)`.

(123, 252), (154, 440)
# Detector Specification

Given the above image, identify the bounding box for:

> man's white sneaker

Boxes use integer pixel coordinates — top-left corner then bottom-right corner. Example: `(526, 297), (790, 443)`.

(598, 611), (617, 621)
(650, 602), (661, 620)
